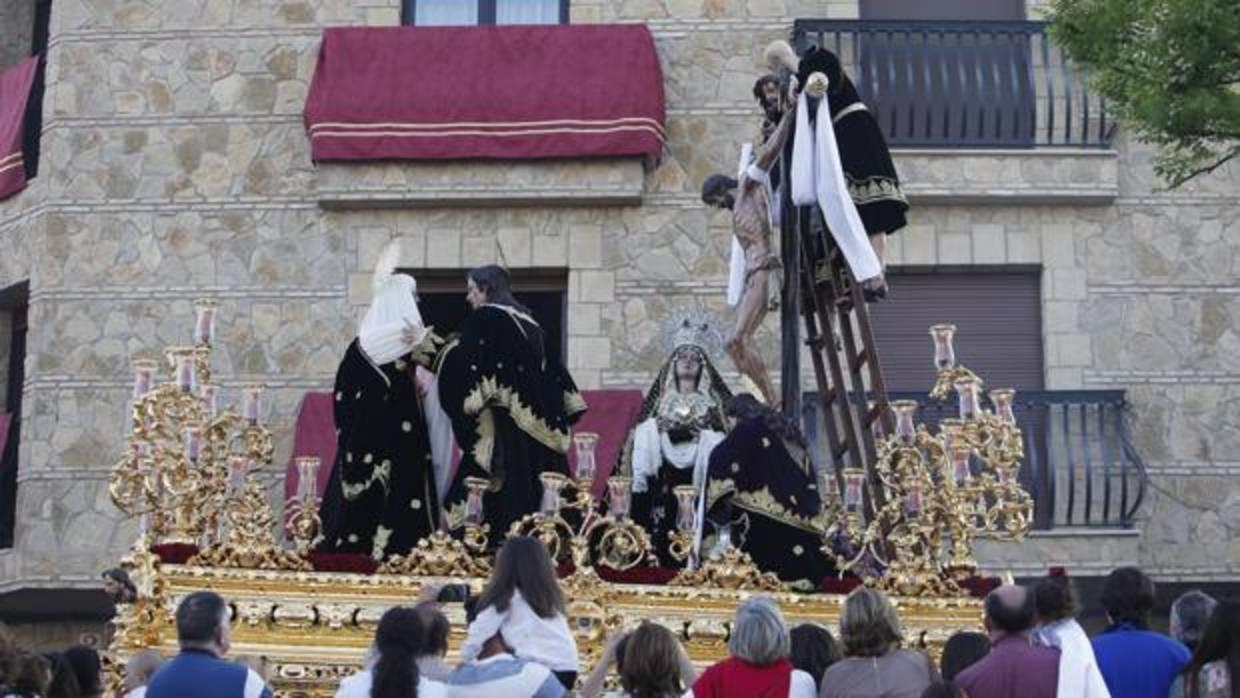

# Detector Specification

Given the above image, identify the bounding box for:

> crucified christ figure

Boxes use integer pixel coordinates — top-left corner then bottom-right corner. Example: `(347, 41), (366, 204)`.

(700, 90), (797, 407)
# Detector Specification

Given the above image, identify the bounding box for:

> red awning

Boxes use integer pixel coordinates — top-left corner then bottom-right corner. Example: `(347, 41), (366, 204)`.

(304, 24), (665, 162)
(0, 57), (39, 201)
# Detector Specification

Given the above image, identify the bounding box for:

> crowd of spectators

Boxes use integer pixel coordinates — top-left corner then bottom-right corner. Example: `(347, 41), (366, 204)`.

(1, 543), (1234, 698)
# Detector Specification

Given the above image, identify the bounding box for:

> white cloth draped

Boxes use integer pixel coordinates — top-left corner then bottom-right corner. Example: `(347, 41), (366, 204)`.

(790, 94), (882, 282)
(727, 143), (754, 307)
(358, 274), (427, 367)
(418, 368), (456, 504)
(1035, 618), (1112, 698)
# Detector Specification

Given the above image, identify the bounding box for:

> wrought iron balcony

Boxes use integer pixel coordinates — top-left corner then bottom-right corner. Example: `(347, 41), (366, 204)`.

(804, 390), (1147, 530)
(792, 19), (1115, 149)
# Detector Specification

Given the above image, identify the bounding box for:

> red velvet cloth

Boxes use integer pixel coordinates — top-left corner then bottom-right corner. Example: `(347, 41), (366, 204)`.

(304, 24), (665, 162)
(283, 392), (338, 502)
(0, 57), (38, 202)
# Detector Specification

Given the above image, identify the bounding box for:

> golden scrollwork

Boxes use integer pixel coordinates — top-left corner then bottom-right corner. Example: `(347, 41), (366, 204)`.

(377, 530), (492, 577)
(670, 548), (782, 591)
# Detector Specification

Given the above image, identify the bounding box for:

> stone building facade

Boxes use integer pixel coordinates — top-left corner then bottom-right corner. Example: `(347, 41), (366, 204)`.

(0, 0), (1236, 620)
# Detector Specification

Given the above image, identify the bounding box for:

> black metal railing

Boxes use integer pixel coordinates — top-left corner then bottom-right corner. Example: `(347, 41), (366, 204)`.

(804, 390), (1148, 530)
(793, 19), (1115, 149)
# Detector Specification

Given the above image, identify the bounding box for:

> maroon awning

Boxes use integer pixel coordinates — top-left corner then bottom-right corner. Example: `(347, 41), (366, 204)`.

(0, 57), (39, 201)
(304, 24), (665, 162)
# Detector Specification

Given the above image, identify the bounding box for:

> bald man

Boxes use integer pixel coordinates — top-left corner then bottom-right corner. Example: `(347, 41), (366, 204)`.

(956, 585), (1060, 698)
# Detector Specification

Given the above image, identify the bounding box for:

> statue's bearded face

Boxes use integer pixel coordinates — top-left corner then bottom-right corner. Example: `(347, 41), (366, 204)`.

(674, 349), (703, 387)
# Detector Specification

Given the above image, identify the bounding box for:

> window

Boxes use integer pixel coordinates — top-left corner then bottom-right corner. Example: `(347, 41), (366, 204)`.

(867, 267), (1044, 393)
(23, 0), (50, 179)
(0, 282), (29, 549)
(407, 268), (568, 368)
(404, 0), (568, 26)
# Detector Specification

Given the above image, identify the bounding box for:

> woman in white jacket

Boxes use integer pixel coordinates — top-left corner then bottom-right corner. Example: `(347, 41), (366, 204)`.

(1033, 574), (1110, 698)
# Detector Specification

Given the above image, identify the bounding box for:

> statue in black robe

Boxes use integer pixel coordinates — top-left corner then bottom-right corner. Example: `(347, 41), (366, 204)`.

(438, 266), (586, 544)
(318, 254), (444, 560)
(701, 394), (829, 588)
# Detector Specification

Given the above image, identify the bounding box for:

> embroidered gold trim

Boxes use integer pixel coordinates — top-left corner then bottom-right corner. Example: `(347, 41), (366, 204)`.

(471, 408), (496, 471)
(341, 459), (391, 501)
(309, 116), (666, 136)
(372, 525), (393, 561)
(706, 478), (822, 535)
(462, 375), (571, 454)
(847, 175), (908, 207)
(443, 500), (468, 531)
(563, 390), (587, 416)
(410, 329), (444, 368)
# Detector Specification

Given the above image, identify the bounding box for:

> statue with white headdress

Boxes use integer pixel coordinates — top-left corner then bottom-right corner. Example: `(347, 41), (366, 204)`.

(318, 242), (446, 560)
(618, 315), (733, 566)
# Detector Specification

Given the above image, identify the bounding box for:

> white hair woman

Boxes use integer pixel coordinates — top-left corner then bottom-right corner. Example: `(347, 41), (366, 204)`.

(820, 587), (936, 698)
(690, 596), (817, 698)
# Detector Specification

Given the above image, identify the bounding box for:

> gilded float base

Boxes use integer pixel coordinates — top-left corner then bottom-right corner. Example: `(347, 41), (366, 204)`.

(114, 563), (982, 697)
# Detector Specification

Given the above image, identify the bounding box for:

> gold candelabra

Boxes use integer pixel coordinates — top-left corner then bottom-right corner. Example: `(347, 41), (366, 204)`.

(508, 433), (653, 578)
(379, 477), (492, 576)
(819, 324), (1033, 596)
(110, 300), (312, 571)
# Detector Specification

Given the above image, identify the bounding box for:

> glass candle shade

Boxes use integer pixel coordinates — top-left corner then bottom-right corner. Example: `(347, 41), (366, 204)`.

(672, 485), (697, 532)
(990, 388), (1017, 425)
(930, 324), (957, 370)
(227, 456), (251, 494)
(572, 432), (599, 486)
(294, 457), (321, 500)
(241, 384), (264, 425)
(132, 359), (158, 399)
(891, 400), (918, 445)
(607, 477), (632, 519)
(193, 299), (218, 346)
(940, 418), (964, 455)
(818, 468), (840, 506)
(173, 350), (197, 393)
(955, 377), (981, 421)
(464, 477), (489, 525)
(539, 472), (568, 514)
(905, 482), (924, 517)
(842, 468), (865, 513)
(199, 383), (219, 418)
(182, 425), (204, 462)
(950, 444), (973, 487)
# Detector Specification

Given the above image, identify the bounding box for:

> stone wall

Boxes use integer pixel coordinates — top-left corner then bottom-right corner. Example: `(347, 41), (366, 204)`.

(0, 0), (1236, 599)
(0, 1), (35, 70)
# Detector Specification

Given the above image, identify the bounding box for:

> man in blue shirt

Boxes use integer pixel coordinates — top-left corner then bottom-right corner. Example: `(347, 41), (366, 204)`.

(145, 591), (273, 698)
(1092, 567), (1190, 698)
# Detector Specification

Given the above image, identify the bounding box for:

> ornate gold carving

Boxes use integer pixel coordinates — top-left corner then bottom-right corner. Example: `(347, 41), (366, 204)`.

(376, 530), (491, 577)
(670, 548), (782, 591)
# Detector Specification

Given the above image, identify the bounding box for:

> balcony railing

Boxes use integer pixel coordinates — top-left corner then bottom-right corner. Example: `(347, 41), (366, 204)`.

(804, 390), (1148, 530)
(793, 19), (1115, 149)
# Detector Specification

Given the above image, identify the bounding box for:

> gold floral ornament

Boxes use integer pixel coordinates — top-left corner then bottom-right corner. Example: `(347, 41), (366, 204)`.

(671, 547), (782, 592)
(190, 455), (310, 571)
(383, 476), (492, 576)
(818, 325), (1034, 596)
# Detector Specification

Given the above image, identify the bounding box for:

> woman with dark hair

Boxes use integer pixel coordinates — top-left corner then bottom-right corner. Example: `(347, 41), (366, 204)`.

(3, 654), (51, 698)
(699, 394), (829, 586)
(101, 568), (138, 604)
(438, 265), (587, 542)
(62, 645), (102, 698)
(1170, 602), (1240, 698)
(414, 603), (453, 682)
(1032, 574), (1108, 698)
(42, 652), (81, 698)
(336, 606), (447, 698)
(821, 588), (936, 698)
(939, 632), (989, 681)
(789, 624), (839, 691)
(459, 536), (579, 689)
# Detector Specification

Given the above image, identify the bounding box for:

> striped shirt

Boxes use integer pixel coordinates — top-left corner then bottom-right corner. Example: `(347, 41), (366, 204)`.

(444, 654), (566, 698)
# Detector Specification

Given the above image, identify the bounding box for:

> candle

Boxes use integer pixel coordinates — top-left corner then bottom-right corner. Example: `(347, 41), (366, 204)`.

(294, 457), (321, 500)
(818, 468), (839, 506)
(200, 383), (219, 418)
(940, 418), (964, 455)
(905, 483), (923, 517)
(673, 485), (698, 532)
(174, 351), (196, 393)
(242, 384), (264, 425)
(607, 477), (632, 519)
(539, 472), (568, 514)
(954, 377), (980, 421)
(990, 388), (1017, 425)
(573, 432), (599, 487)
(842, 468), (865, 513)
(950, 444), (972, 487)
(193, 299), (218, 346)
(930, 324), (957, 370)
(132, 359), (157, 399)
(464, 477), (488, 525)
(183, 425), (204, 462)
(227, 456), (251, 494)
(891, 400), (918, 444)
